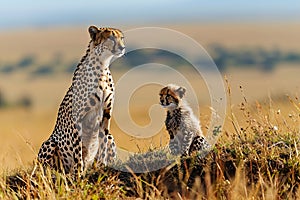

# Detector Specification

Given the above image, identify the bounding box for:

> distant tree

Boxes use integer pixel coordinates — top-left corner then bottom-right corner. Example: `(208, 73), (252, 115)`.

(0, 89), (5, 107)
(284, 52), (300, 63)
(17, 96), (32, 108)
(259, 49), (282, 72)
(17, 55), (35, 69)
(65, 61), (78, 73)
(207, 45), (300, 72)
(32, 65), (53, 76)
(0, 64), (14, 74)
(234, 50), (257, 66)
(261, 57), (276, 72)
(123, 48), (190, 69)
(209, 44), (230, 71)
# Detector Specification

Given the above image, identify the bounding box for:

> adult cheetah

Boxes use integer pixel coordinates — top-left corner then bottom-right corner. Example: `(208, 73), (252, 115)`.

(159, 84), (211, 161)
(38, 25), (125, 177)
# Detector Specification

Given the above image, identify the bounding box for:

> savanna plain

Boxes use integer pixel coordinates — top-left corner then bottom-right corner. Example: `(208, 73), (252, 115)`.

(0, 23), (299, 199)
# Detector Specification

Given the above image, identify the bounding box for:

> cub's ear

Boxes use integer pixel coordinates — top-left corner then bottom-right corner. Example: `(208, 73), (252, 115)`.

(176, 86), (186, 98)
(88, 25), (99, 41)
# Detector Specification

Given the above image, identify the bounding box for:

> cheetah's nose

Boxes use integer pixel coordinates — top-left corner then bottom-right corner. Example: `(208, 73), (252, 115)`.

(118, 46), (125, 51)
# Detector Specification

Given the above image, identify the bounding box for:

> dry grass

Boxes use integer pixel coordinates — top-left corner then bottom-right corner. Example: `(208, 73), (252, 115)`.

(1, 84), (299, 199)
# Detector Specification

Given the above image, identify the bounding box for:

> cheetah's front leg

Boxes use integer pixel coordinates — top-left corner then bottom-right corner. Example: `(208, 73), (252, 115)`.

(96, 131), (108, 166)
(102, 108), (112, 135)
(71, 128), (84, 179)
(181, 130), (194, 157)
(96, 106), (117, 165)
(95, 131), (116, 166)
(169, 137), (181, 156)
(38, 137), (57, 169)
(105, 133), (116, 165)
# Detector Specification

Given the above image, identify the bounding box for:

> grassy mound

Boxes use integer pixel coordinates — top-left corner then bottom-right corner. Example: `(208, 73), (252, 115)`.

(3, 133), (300, 199)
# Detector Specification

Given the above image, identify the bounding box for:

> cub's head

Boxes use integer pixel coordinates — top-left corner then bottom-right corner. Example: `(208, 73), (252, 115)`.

(88, 25), (125, 58)
(159, 84), (186, 109)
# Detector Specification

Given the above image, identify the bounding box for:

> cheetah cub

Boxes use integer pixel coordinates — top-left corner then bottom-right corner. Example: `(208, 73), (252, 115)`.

(159, 84), (211, 160)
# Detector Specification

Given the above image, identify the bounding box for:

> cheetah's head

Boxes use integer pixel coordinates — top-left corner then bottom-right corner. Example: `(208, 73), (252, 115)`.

(159, 84), (186, 109)
(88, 25), (125, 58)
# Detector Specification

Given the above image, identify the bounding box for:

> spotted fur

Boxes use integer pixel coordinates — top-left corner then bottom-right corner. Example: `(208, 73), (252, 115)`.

(38, 25), (125, 177)
(159, 84), (211, 160)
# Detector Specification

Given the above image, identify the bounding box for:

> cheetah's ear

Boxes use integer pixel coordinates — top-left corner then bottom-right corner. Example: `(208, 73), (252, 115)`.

(176, 87), (186, 98)
(88, 25), (99, 41)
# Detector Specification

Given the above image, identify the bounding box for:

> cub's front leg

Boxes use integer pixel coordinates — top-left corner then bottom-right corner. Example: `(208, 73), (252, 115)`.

(181, 130), (194, 157)
(169, 137), (181, 156)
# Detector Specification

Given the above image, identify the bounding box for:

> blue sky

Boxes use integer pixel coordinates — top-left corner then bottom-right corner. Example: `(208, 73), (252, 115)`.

(0, 0), (299, 30)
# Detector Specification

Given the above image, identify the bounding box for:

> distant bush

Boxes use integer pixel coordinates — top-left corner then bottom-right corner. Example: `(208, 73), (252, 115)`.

(65, 61), (78, 73)
(0, 64), (15, 74)
(32, 65), (53, 76)
(1, 47), (300, 76)
(209, 45), (300, 72)
(0, 89), (32, 109)
(17, 55), (35, 69)
(17, 96), (32, 109)
(110, 48), (192, 70)
(284, 52), (300, 62)
(0, 89), (6, 108)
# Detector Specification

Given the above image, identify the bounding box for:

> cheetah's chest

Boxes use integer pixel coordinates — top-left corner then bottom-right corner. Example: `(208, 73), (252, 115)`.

(80, 71), (113, 166)
(165, 109), (182, 138)
(166, 109), (182, 128)
(81, 101), (102, 166)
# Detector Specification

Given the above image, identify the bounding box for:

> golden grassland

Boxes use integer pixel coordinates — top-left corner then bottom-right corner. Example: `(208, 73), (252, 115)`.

(0, 83), (299, 199)
(0, 66), (299, 171)
(0, 23), (299, 198)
